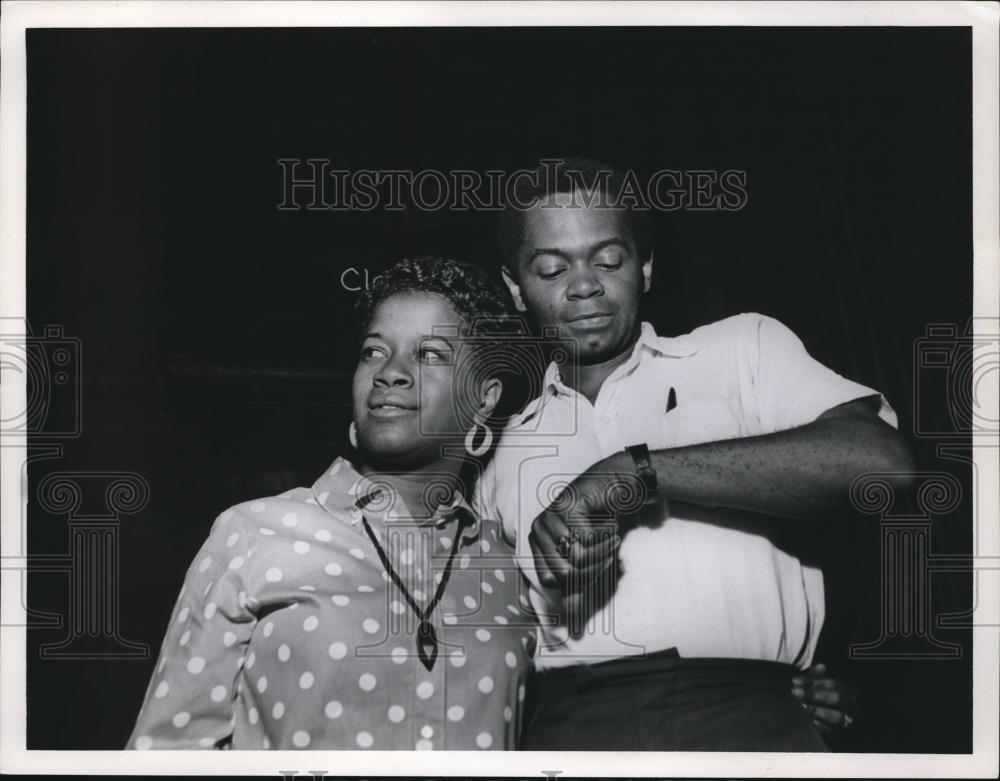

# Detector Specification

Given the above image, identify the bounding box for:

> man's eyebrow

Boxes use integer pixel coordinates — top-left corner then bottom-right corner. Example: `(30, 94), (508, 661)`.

(526, 238), (630, 264)
(587, 238), (630, 257)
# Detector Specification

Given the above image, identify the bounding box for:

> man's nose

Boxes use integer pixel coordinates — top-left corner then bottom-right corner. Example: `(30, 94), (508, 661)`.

(373, 355), (413, 387)
(566, 267), (604, 299)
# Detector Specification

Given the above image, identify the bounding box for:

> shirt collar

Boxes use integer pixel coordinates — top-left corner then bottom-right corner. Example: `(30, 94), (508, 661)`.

(311, 456), (477, 533)
(542, 321), (698, 397)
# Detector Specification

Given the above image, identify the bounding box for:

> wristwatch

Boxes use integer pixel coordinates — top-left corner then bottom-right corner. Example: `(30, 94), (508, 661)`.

(625, 443), (659, 506)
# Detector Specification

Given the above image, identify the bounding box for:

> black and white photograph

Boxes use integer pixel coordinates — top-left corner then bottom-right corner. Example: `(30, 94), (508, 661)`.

(1, 1), (997, 777)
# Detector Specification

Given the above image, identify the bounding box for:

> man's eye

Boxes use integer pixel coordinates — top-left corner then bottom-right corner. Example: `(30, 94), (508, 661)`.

(595, 253), (625, 270)
(538, 268), (565, 280)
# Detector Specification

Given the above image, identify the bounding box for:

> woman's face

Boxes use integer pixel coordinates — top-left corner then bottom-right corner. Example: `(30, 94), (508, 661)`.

(352, 291), (498, 470)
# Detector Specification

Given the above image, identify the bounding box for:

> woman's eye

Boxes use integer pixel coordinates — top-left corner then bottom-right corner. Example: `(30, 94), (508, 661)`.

(361, 345), (387, 359)
(420, 347), (452, 365)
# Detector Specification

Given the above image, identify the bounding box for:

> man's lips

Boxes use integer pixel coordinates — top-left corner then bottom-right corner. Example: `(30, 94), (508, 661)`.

(567, 311), (614, 329)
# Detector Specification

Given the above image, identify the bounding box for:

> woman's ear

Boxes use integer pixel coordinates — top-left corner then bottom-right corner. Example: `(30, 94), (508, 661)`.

(501, 267), (527, 312)
(477, 377), (503, 421)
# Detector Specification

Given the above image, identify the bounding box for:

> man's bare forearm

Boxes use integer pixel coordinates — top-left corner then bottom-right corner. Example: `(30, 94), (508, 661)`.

(646, 399), (916, 520)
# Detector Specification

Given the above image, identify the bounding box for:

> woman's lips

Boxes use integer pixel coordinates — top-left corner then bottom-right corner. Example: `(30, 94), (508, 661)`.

(368, 403), (417, 419)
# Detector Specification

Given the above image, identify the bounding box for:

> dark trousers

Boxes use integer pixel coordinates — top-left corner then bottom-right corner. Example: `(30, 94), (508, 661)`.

(521, 649), (828, 751)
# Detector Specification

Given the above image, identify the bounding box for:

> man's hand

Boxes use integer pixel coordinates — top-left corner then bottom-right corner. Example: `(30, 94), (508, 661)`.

(791, 663), (860, 741)
(528, 451), (648, 591)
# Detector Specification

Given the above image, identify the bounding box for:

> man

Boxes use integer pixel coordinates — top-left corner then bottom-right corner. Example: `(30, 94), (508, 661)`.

(474, 159), (913, 750)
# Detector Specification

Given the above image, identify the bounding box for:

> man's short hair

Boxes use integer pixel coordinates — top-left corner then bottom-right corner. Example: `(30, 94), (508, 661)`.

(495, 157), (653, 277)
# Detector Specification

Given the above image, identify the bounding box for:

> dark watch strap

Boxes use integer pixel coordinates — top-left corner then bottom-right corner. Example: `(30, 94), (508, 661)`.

(625, 443), (659, 506)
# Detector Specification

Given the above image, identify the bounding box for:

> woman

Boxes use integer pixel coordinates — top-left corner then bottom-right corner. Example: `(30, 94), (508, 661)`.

(129, 256), (856, 750)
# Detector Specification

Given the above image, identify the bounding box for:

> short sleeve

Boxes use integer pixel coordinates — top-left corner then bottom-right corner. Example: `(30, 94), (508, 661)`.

(743, 314), (898, 434)
(128, 508), (256, 749)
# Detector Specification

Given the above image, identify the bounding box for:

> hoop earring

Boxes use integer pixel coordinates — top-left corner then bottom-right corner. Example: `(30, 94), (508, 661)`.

(464, 422), (493, 457)
(348, 421), (358, 449)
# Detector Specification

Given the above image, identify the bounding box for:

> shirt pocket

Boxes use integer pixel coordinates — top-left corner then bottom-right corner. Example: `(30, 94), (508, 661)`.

(650, 399), (744, 450)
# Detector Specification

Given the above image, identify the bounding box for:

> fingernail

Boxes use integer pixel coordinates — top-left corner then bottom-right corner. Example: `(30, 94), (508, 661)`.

(791, 686), (804, 699)
(792, 676), (804, 686)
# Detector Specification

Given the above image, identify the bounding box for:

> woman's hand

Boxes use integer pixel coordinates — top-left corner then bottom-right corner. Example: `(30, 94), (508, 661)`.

(791, 663), (860, 741)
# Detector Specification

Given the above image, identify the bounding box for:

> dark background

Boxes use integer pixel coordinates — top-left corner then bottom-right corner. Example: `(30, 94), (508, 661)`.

(25, 27), (974, 751)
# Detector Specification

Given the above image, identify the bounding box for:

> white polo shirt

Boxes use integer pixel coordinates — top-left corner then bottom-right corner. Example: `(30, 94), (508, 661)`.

(474, 313), (897, 671)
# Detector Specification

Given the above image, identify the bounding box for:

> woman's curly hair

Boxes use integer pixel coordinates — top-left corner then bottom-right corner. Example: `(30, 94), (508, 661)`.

(357, 256), (512, 335)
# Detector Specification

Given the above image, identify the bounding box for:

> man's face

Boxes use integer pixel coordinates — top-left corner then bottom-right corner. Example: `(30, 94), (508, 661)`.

(504, 198), (652, 365)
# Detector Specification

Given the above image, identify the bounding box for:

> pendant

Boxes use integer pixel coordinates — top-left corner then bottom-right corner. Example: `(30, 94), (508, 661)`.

(417, 620), (438, 671)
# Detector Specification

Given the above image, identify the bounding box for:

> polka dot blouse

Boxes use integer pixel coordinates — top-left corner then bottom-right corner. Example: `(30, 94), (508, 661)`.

(129, 457), (536, 750)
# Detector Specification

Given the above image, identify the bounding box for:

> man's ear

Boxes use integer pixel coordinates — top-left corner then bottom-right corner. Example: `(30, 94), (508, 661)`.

(477, 378), (503, 421)
(641, 252), (654, 293)
(501, 266), (527, 313)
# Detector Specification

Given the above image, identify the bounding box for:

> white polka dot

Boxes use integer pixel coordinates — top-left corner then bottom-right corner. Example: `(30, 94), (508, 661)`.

(223, 631), (237, 647)
(299, 671), (315, 689)
(198, 557), (212, 573)
(357, 584), (374, 593)
(315, 529), (332, 542)
(329, 642), (347, 660)
(447, 704), (465, 721)
(494, 615), (509, 625)
(303, 615), (319, 632)
(413, 588), (426, 601)
(389, 600), (406, 615)
(387, 704), (405, 723)
(476, 629), (492, 642)
(349, 548), (365, 560)
(261, 621), (274, 638)
(238, 592), (248, 608)
(278, 644), (291, 662)
(259, 527), (275, 536)
(135, 735), (153, 750)
(494, 568), (506, 582)
(197, 736), (214, 747)
(219, 510), (234, 524)
(299, 585), (315, 592)
(248, 707), (259, 724)
(416, 681), (434, 699)
(518, 684), (526, 701)
(154, 681), (169, 698)
(179, 630), (191, 647)
(280, 512), (297, 527)
(507, 604), (520, 614)
(460, 554), (471, 569)
(416, 738), (433, 750)
(400, 548), (415, 566)
(292, 730), (310, 748)
(443, 613), (458, 625)
(172, 711), (191, 728)
(504, 705), (513, 722)
(478, 676), (494, 693)
(288, 602), (299, 610)
(464, 595), (478, 609)
(256, 676), (268, 693)
(261, 736), (270, 749)
(226, 532), (239, 548)
(203, 602), (217, 620)
(391, 646), (408, 664)
(356, 731), (373, 748)
(476, 732), (493, 749)
(420, 724), (434, 738)
(440, 536), (452, 549)
(293, 540), (310, 555)
(362, 618), (379, 634)
(359, 673), (377, 691)
(246, 651), (256, 669)
(332, 594), (350, 606)
(211, 685), (227, 702)
(449, 649), (467, 668)
(325, 562), (343, 576)
(481, 581), (494, 595)
(325, 700), (343, 718)
(228, 556), (244, 570)
(177, 606), (190, 623)
(248, 501), (266, 513)
(272, 702), (285, 719)
(186, 657), (205, 674)
(265, 567), (283, 583)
